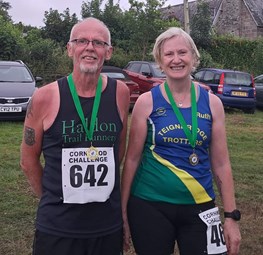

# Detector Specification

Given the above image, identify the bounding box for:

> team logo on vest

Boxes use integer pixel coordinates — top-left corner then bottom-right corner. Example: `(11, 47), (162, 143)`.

(155, 107), (166, 116)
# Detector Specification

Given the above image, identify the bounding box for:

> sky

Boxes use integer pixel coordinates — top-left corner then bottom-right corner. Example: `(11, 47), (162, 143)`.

(7, 0), (195, 27)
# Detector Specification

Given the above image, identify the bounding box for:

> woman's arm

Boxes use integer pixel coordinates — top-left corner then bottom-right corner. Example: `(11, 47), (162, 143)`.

(209, 93), (241, 255)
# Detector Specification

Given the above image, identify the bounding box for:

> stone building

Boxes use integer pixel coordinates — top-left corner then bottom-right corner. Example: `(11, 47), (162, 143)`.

(162, 0), (263, 39)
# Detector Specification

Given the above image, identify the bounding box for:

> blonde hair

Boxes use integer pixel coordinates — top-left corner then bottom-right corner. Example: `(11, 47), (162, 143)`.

(152, 27), (200, 71)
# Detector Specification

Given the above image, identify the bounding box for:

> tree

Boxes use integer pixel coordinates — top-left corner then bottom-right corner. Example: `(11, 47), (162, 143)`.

(0, 17), (24, 60)
(102, 0), (126, 47)
(183, 0), (190, 33)
(124, 0), (180, 59)
(0, 0), (12, 22)
(81, 0), (103, 19)
(43, 8), (78, 46)
(190, 0), (212, 49)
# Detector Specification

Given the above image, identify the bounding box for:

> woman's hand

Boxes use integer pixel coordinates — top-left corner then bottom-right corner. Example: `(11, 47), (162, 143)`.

(223, 219), (241, 255)
(123, 212), (132, 252)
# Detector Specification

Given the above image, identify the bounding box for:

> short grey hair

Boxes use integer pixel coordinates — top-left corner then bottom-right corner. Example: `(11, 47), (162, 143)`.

(152, 27), (200, 71)
(69, 17), (111, 46)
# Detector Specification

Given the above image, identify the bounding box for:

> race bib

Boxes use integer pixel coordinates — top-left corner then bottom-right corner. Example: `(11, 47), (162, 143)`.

(199, 207), (227, 254)
(61, 147), (115, 204)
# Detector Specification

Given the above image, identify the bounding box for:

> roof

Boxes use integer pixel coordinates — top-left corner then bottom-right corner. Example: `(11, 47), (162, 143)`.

(127, 61), (155, 64)
(198, 67), (251, 74)
(162, 0), (263, 28)
(244, 0), (263, 27)
(0, 60), (25, 66)
(102, 65), (123, 72)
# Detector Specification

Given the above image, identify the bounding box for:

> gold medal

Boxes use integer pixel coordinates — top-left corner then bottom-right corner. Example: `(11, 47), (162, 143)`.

(189, 152), (199, 166)
(86, 146), (99, 160)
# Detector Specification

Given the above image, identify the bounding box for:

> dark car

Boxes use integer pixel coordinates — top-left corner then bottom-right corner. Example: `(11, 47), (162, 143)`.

(124, 61), (166, 94)
(101, 65), (140, 108)
(194, 68), (256, 113)
(124, 60), (212, 94)
(254, 74), (263, 108)
(0, 60), (42, 120)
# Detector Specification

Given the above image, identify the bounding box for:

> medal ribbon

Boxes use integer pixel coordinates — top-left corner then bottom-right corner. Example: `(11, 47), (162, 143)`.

(68, 73), (102, 141)
(164, 81), (197, 149)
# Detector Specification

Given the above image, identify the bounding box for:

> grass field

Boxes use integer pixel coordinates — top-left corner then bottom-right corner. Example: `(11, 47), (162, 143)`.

(0, 109), (262, 255)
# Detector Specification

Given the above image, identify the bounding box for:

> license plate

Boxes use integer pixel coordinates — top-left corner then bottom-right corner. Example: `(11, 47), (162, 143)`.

(231, 91), (248, 97)
(0, 107), (22, 112)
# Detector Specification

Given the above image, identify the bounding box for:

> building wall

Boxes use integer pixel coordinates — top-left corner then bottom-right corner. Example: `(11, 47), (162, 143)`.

(161, 0), (263, 39)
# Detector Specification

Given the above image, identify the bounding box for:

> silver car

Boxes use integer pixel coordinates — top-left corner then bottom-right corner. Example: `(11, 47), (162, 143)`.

(0, 60), (42, 120)
(254, 74), (263, 108)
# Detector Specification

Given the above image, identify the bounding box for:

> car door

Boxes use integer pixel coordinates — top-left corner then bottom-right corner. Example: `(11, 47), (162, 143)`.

(137, 63), (156, 93)
(255, 75), (263, 107)
(124, 62), (142, 85)
(194, 70), (219, 94)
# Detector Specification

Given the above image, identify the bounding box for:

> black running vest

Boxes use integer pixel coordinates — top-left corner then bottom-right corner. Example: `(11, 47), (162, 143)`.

(36, 76), (123, 238)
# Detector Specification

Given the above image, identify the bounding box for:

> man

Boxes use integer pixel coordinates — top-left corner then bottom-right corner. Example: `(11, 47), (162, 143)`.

(20, 17), (130, 255)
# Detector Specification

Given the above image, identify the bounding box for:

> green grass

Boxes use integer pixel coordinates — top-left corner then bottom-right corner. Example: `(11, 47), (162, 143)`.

(0, 121), (38, 255)
(0, 110), (263, 254)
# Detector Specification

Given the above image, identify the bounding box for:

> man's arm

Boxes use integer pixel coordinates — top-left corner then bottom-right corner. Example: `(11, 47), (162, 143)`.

(20, 83), (58, 198)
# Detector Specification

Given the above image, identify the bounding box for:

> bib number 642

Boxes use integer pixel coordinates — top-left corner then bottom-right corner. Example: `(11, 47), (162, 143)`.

(70, 164), (108, 188)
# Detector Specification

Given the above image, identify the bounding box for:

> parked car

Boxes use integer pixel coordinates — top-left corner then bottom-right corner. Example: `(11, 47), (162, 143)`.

(0, 60), (42, 120)
(101, 65), (140, 108)
(124, 61), (212, 94)
(194, 68), (256, 113)
(254, 74), (263, 108)
(124, 61), (166, 94)
(191, 75), (213, 93)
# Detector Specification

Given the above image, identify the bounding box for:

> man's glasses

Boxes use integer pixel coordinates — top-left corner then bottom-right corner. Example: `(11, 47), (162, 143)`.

(70, 38), (109, 48)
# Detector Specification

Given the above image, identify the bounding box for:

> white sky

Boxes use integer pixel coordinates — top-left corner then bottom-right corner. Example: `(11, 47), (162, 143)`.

(7, 0), (195, 27)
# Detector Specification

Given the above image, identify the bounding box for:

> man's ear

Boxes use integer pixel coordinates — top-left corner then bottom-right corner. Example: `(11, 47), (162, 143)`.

(67, 42), (73, 58)
(105, 46), (113, 61)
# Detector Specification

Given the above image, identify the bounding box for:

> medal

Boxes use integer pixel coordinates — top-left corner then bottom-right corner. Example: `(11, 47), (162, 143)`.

(165, 82), (199, 166)
(189, 152), (199, 166)
(86, 146), (99, 160)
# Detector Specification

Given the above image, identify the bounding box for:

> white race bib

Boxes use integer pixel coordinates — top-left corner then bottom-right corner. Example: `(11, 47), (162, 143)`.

(199, 207), (227, 254)
(61, 147), (115, 204)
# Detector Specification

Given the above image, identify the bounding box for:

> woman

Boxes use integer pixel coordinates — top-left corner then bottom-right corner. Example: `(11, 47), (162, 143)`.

(121, 27), (241, 255)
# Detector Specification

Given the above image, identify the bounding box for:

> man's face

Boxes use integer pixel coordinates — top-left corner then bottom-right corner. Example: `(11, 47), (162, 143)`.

(67, 20), (112, 74)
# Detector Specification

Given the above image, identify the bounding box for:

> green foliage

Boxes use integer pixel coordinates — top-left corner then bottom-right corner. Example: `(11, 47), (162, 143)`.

(251, 40), (263, 76)
(107, 47), (135, 68)
(190, 0), (212, 49)
(81, 0), (103, 19)
(207, 35), (259, 73)
(0, 17), (24, 60)
(43, 8), (78, 46)
(102, 0), (126, 48)
(1, 0), (263, 81)
(198, 48), (216, 69)
(0, 0), (12, 22)
(124, 0), (180, 59)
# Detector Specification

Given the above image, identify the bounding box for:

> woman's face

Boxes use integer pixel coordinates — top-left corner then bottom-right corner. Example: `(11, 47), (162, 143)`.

(160, 35), (195, 81)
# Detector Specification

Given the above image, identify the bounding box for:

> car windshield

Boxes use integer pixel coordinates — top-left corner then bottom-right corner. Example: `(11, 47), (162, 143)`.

(0, 66), (33, 82)
(152, 63), (166, 78)
(224, 72), (252, 86)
